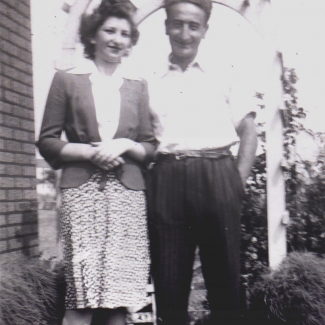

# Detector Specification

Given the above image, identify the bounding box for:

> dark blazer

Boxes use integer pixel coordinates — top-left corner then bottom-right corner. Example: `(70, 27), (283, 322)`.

(38, 70), (156, 190)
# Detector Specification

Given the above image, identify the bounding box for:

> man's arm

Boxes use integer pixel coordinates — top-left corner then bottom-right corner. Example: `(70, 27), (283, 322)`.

(236, 113), (258, 188)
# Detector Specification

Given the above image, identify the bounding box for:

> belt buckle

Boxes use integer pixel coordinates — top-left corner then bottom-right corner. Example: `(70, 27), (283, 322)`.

(175, 151), (186, 160)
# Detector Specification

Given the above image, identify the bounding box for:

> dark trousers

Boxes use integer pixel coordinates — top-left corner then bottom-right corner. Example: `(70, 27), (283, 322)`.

(147, 156), (245, 325)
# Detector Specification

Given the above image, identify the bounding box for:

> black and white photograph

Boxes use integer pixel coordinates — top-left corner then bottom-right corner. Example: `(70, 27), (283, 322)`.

(1, 0), (325, 324)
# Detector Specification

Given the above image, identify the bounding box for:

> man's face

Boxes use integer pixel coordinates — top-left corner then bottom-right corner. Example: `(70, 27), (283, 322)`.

(165, 2), (208, 64)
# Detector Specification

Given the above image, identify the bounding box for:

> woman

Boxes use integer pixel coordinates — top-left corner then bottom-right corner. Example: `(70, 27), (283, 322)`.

(38, 1), (156, 324)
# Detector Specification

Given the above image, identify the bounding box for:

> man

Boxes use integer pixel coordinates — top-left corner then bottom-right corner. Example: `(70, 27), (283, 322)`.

(147, 1), (258, 324)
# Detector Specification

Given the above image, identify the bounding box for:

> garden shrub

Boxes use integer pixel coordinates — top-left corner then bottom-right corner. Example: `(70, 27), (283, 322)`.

(249, 252), (325, 325)
(0, 254), (64, 325)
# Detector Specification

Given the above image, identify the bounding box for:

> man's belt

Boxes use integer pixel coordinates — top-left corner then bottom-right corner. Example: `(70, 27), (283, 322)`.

(156, 147), (232, 162)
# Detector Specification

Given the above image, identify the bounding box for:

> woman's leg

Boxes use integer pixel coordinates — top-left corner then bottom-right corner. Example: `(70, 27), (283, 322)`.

(62, 309), (93, 325)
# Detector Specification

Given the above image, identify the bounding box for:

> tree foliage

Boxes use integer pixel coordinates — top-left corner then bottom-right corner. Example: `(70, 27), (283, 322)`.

(282, 68), (325, 255)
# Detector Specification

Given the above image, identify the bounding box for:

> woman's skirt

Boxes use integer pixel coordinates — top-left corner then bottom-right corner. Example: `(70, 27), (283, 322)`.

(60, 171), (150, 310)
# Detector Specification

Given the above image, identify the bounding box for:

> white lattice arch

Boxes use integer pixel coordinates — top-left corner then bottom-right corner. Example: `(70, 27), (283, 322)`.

(57, 0), (287, 269)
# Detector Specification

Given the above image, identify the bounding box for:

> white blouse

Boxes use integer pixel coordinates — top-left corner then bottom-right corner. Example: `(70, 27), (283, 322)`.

(89, 69), (123, 142)
(67, 60), (140, 142)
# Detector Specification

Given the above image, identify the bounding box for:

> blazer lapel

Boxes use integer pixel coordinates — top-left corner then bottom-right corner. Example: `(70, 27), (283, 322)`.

(115, 80), (127, 138)
(76, 75), (101, 142)
(115, 79), (138, 139)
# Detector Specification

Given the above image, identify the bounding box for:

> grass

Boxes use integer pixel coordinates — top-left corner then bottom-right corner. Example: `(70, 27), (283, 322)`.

(0, 254), (64, 325)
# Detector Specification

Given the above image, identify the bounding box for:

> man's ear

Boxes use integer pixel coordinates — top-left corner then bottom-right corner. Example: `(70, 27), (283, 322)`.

(202, 23), (209, 39)
(165, 19), (169, 35)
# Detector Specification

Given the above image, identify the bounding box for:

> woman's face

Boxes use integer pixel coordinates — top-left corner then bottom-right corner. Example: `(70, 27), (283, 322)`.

(94, 16), (132, 63)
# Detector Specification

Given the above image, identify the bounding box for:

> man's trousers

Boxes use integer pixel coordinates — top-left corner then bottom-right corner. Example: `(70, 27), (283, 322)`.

(147, 155), (245, 325)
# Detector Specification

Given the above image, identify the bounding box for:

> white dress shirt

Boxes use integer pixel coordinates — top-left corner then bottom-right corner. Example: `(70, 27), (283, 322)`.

(148, 57), (257, 154)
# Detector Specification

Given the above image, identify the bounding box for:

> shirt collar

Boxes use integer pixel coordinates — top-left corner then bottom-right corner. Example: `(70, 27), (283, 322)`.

(66, 59), (141, 81)
(156, 53), (207, 78)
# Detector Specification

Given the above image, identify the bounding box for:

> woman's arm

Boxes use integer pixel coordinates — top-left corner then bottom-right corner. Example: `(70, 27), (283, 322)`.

(90, 138), (145, 166)
(38, 72), (69, 169)
(59, 142), (125, 170)
(59, 143), (95, 161)
(38, 72), (124, 171)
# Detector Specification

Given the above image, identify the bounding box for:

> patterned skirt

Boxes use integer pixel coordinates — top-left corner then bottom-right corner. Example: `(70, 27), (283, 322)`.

(60, 171), (150, 310)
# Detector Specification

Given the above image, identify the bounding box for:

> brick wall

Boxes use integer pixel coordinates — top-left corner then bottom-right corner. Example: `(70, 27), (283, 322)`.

(0, 0), (38, 256)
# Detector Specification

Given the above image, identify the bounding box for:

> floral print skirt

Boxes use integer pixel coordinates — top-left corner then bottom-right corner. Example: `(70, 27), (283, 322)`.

(60, 171), (150, 310)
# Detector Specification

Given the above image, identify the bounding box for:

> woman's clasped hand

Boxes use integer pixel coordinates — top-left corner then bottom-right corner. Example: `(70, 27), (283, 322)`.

(89, 139), (132, 170)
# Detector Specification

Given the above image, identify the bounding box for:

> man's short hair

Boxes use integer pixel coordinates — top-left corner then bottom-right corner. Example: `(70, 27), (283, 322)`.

(165, 0), (213, 21)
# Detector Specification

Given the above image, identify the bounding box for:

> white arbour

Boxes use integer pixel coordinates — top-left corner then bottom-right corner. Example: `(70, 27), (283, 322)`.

(57, 0), (287, 269)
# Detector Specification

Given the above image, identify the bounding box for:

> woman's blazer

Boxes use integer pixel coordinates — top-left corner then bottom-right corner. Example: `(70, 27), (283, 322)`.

(38, 70), (156, 190)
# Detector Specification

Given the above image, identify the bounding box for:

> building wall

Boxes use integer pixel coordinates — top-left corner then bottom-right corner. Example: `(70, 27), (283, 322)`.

(0, 0), (38, 256)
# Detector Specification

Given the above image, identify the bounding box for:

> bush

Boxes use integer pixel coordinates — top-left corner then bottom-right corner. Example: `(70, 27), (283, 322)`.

(0, 254), (64, 325)
(248, 252), (325, 325)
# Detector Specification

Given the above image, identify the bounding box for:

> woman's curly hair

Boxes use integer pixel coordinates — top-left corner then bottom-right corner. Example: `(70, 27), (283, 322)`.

(79, 0), (139, 60)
